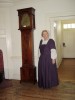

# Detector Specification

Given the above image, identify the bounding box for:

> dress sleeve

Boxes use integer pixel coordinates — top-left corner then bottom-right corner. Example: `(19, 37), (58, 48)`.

(49, 39), (56, 49)
(51, 49), (57, 59)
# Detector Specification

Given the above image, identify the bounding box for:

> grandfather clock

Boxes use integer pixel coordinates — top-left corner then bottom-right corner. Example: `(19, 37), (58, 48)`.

(17, 7), (36, 83)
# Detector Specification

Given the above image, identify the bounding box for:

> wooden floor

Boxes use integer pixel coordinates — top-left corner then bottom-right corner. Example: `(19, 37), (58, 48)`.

(58, 58), (75, 82)
(0, 58), (75, 100)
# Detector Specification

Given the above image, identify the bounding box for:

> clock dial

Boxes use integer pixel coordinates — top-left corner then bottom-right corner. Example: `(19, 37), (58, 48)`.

(21, 13), (30, 27)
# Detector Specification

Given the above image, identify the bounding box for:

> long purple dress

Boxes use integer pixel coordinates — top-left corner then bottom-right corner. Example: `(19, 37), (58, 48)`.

(38, 39), (59, 88)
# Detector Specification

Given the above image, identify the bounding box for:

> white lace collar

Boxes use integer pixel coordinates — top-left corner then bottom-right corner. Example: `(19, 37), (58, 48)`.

(42, 38), (49, 44)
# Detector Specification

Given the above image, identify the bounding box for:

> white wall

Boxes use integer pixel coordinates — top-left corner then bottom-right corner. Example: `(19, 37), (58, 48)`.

(0, 7), (13, 79)
(0, 0), (75, 80)
(54, 21), (63, 67)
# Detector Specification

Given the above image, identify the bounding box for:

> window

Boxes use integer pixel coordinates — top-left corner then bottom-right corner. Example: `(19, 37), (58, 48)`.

(63, 23), (75, 29)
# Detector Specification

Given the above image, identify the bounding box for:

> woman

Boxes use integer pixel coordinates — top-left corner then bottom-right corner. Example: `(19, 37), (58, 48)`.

(38, 30), (59, 88)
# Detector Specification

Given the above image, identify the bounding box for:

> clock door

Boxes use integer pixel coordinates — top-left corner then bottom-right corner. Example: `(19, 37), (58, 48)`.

(21, 30), (33, 66)
(21, 13), (30, 28)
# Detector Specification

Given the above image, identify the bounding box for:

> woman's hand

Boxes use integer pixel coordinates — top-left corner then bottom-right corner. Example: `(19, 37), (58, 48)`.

(52, 59), (56, 64)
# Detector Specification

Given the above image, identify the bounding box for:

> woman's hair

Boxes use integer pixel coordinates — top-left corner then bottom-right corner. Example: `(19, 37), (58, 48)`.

(41, 30), (49, 37)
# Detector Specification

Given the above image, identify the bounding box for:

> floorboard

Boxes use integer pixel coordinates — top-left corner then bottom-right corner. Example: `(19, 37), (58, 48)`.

(0, 58), (75, 100)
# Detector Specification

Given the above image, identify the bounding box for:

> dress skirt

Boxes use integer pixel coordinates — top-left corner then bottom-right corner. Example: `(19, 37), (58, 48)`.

(38, 39), (59, 88)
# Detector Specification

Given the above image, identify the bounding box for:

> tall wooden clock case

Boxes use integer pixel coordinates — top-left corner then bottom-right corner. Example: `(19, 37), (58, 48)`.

(17, 7), (36, 83)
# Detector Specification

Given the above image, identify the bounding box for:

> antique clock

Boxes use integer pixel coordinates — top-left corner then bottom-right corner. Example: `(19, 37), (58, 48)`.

(17, 7), (36, 83)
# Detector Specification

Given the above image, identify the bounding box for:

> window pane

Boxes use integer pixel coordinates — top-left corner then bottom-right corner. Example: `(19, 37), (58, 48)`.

(68, 24), (71, 28)
(63, 24), (67, 29)
(72, 23), (75, 28)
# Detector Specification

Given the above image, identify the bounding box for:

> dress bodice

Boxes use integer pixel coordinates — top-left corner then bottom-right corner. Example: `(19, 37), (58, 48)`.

(39, 44), (46, 55)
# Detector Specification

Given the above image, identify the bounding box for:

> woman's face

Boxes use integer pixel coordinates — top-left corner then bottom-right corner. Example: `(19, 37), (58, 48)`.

(42, 31), (49, 40)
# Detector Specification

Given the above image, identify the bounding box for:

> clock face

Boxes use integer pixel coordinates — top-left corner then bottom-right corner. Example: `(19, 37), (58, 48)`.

(21, 13), (30, 28)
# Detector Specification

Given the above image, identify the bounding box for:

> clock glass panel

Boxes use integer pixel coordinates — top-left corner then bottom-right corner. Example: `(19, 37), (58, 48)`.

(21, 13), (30, 27)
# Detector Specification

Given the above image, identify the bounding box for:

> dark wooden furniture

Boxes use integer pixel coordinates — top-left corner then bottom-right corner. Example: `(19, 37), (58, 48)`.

(0, 50), (4, 83)
(17, 7), (36, 83)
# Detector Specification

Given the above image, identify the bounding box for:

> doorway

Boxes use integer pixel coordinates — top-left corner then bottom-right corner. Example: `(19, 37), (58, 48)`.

(54, 19), (75, 82)
(54, 19), (75, 61)
(61, 19), (75, 58)
(50, 17), (75, 66)
(49, 14), (75, 82)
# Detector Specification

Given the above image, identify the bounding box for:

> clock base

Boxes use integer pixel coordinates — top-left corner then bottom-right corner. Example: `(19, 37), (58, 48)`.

(20, 66), (36, 84)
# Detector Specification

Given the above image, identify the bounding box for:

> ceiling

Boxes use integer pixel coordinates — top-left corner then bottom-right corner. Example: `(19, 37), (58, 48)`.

(0, 0), (21, 3)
